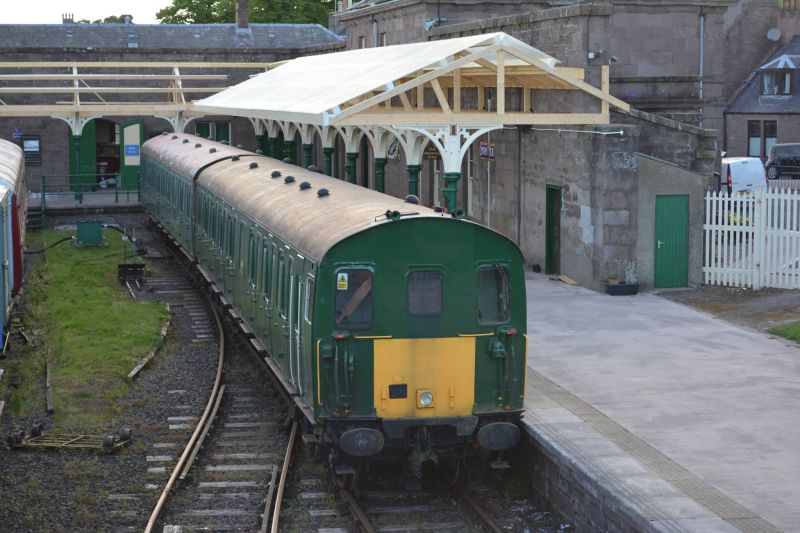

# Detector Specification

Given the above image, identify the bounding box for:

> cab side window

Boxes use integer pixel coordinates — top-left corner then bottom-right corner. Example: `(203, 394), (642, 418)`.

(335, 269), (372, 329)
(477, 265), (511, 324)
(407, 271), (443, 316)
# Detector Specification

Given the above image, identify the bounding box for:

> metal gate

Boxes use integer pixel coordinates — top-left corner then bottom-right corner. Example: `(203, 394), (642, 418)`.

(704, 187), (800, 289)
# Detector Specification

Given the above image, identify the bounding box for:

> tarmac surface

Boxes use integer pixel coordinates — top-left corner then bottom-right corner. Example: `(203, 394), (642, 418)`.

(522, 273), (799, 532)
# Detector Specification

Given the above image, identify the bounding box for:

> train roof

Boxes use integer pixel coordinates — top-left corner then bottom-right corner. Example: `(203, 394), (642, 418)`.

(142, 133), (460, 262)
(0, 139), (24, 197)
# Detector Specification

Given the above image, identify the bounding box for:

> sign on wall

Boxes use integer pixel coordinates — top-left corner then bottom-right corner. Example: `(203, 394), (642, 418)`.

(423, 142), (440, 160)
(12, 127), (22, 140)
(479, 141), (495, 161)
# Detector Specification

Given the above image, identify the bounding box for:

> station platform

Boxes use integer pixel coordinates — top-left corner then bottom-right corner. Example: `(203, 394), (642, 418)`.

(28, 191), (140, 211)
(522, 273), (797, 532)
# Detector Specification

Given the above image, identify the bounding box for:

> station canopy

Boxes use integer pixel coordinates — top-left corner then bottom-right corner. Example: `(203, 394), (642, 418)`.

(194, 32), (630, 127)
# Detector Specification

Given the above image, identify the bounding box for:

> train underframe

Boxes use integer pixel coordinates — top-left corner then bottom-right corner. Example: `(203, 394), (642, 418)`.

(317, 411), (523, 489)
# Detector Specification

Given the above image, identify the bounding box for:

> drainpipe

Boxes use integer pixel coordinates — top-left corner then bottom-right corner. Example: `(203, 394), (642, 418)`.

(699, 8), (705, 128)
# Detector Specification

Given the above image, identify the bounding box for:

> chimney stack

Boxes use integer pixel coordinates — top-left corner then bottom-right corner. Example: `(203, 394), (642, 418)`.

(236, 0), (250, 30)
(62, 13), (74, 24)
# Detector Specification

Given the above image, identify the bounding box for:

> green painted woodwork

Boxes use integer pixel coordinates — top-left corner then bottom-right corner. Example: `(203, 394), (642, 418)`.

(323, 147), (334, 176)
(654, 194), (689, 288)
(545, 185), (561, 275)
(119, 119), (144, 190)
(443, 172), (461, 212)
(406, 164), (422, 196)
(302, 143), (313, 169)
(374, 158), (387, 193)
(267, 137), (279, 159)
(345, 152), (358, 183)
(283, 139), (296, 164)
(195, 122), (211, 139)
(255, 134), (267, 155)
(215, 122), (231, 144)
(69, 121), (97, 189)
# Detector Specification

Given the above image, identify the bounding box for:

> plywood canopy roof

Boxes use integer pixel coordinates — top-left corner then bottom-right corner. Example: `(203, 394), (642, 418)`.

(195, 32), (630, 127)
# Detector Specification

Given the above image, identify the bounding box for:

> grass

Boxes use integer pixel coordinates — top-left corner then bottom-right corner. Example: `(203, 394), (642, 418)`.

(768, 320), (800, 343)
(15, 228), (168, 429)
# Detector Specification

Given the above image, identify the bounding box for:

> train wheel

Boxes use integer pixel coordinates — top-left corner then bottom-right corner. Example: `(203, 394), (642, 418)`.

(119, 427), (133, 441)
(29, 423), (43, 438)
(102, 435), (116, 448)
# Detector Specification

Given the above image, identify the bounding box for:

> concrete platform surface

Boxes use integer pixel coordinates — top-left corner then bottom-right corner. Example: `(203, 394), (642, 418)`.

(523, 273), (798, 532)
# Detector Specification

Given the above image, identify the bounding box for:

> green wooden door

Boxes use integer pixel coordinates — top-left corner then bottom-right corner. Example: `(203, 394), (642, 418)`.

(120, 119), (144, 190)
(545, 185), (561, 275)
(654, 195), (689, 288)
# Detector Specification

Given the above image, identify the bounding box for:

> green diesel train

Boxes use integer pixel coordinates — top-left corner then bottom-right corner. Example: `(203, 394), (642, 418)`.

(141, 133), (527, 484)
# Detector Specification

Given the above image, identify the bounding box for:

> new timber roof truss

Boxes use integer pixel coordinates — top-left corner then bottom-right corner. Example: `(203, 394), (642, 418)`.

(195, 32), (631, 127)
(0, 62), (274, 134)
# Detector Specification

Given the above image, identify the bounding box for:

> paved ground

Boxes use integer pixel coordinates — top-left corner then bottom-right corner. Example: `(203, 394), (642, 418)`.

(524, 273), (800, 532)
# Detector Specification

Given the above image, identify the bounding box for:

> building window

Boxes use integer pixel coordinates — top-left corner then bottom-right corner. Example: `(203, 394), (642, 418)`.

(22, 136), (41, 166)
(762, 70), (792, 95)
(195, 121), (232, 144)
(358, 35), (366, 49)
(379, 32), (387, 46)
(747, 120), (777, 159)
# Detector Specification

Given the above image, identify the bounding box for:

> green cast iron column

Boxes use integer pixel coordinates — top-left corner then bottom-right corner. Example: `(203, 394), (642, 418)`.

(406, 164), (422, 196)
(374, 158), (387, 193)
(443, 171), (461, 212)
(323, 147), (334, 176)
(345, 152), (359, 183)
(283, 140), (296, 164)
(256, 134), (267, 155)
(71, 134), (81, 177)
(302, 143), (313, 169)
(267, 138), (279, 159)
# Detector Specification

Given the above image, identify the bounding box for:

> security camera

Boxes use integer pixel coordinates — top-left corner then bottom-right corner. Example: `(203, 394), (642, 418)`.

(608, 55), (619, 64)
(422, 18), (438, 31)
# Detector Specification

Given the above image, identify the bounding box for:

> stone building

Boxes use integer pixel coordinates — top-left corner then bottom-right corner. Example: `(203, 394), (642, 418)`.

(0, 14), (344, 191)
(725, 35), (800, 159)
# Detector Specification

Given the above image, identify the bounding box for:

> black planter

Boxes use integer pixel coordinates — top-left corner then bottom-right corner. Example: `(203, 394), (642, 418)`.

(605, 282), (639, 296)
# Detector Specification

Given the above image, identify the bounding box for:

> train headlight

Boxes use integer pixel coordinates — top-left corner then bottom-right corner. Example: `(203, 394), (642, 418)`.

(417, 390), (434, 408)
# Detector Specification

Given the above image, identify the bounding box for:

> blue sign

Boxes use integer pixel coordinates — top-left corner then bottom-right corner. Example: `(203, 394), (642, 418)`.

(12, 128), (22, 140)
(124, 144), (140, 156)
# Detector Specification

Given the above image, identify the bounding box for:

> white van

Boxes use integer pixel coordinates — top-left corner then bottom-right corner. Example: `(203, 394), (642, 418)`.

(720, 157), (767, 195)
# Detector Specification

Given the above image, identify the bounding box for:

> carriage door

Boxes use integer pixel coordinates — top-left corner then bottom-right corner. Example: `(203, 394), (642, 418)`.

(291, 273), (302, 393)
(261, 243), (274, 353)
(120, 119), (143, 190)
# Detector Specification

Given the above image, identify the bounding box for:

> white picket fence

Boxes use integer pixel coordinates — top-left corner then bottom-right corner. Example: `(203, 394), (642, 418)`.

(704, 188), (800, 289)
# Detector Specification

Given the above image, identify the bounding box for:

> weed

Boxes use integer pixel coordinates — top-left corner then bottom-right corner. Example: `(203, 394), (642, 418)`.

(768, 320), (800, 342)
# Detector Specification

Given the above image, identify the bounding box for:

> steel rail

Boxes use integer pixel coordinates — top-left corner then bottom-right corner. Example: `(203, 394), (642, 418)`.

(144, 293), (226, 533)
(269, 421), (298, 533)
(450, 482), (504, 533)
(336, 483), (377, 533)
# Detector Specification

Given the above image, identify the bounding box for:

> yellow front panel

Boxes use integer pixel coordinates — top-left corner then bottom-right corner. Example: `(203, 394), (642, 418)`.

(373, 337), (476, 418)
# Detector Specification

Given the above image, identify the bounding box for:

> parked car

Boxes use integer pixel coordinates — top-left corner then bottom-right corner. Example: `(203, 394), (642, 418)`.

(765, 143), (800, 180)
(720, 157), (767, 195)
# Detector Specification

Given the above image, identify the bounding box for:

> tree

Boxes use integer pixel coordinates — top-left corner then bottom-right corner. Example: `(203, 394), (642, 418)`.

(156, 0), (334, 26)
(76, 14), (134, 24)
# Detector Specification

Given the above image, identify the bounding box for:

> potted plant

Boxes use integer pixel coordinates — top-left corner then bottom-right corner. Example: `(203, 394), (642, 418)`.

(604, 261), (639, 296)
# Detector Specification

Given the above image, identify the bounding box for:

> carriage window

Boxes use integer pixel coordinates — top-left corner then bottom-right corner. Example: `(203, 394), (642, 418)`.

(335, 269), (372, 329)
(407, 271), (443, 316)
(476, 265), (511, 324)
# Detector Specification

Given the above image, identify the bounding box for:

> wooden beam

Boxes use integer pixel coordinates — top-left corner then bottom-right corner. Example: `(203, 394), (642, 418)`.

(453, 68), (461, 113)
(601, 64), (610, 120)
(478, 86), (484, 111)
(523, 87), (531, 112)
(398, 91), (413, 111)
(430, 79), (451, 114)
(0, 87), (226, 94)
(416, 71), (424, 111)
(333, 111), (612, 127)
(0, 61), (270, 68)
(497, 50), (505, 115)
(331, 43), (501, 123)
(0, 74), (228, 81)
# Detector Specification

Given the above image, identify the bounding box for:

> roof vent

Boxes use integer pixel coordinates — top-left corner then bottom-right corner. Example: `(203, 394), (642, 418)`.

(307, 164), (318, 172)
(271, 170), (282, 178)
(283, 158), (291, 163)
(195, 143), (202, 148)
(237, 144), (244, 149)
(172, 135), (178, 139)
(182, 139), (189, 143)
(161, 131), (168, 136)
(299, 181), (311, 190)
(232, 155), (240, 161)
(209, 148), (217, 153)
(317, 188), (330, 197)
(404, 194), (420, 205)
(256, 149), (263, 154)
(284, 176), (295, 184)
(249, 162), (258, 169)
